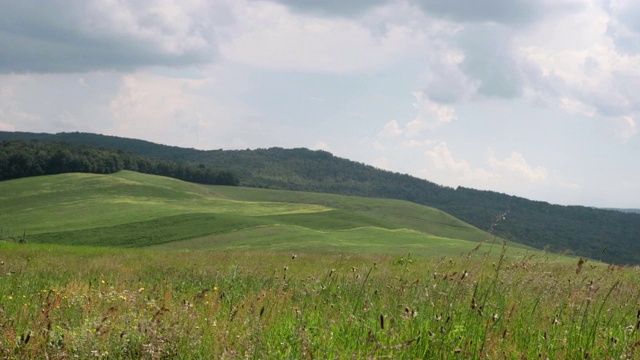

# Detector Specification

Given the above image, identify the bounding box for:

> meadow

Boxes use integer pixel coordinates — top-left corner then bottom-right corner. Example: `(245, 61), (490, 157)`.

(0, 171), (498, 253)
(1, 243), (639, 359)
(1, 171), (639, 358)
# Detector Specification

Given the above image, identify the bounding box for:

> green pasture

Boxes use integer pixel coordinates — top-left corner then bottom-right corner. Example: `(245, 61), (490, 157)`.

(0, 171), (516, 256)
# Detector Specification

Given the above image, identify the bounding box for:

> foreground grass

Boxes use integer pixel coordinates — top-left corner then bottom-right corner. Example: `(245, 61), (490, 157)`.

(1, 243), (639, 359)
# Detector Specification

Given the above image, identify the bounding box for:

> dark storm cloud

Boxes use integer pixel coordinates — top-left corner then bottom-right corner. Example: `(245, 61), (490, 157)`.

(0, 1), (216, 73)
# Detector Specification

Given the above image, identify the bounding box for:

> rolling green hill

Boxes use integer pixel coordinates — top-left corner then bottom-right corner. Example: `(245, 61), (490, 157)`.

(0, 171), (519, 257)
(2, 131), (639, 264)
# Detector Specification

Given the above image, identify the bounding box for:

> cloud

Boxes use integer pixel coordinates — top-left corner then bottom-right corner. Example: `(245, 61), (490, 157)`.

(559, 97), (597, 117)
(416, 0), (584, 26)
(0, 0), (220, 73)
(487, 150), (548, 182)
(373, 156), (390, 170)
(511, 1), (640, 140)
(377, 120), (403, 138)
(405, 139), (435, 148)
(425, 142), (498, 182)
(456, 24), (525, 98)
(407, 91), (457, 135)
(607, 0), (640, 54)
(423, 143), (549, 190)
(110, 73), (207, 140)
(421, 39), (478, 104)
(0, 86), (41, 128)
(416, 0), (542, 25)
(375, 92), (456, 144)
(103, 65), (270, 150)
(260, 0), (389, 17)
(616, 115), (638, 141)
(312, 141), (332, 152)
(219, 1), (427, 74)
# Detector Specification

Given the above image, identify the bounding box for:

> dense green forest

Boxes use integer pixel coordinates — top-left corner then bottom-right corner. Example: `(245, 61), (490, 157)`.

(0, 140), (239, 186)
(2, 131), (639, 264)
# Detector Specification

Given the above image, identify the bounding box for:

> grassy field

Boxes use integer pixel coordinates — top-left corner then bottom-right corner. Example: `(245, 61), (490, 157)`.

(0, 171), (509, 257)
(0, 243), (639, 359)
(3, 171), (638, 358)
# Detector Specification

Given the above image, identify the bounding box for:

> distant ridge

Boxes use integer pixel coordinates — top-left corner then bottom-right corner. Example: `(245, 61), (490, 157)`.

(605, 208), (640, 214)
(2, 131), (640, 264)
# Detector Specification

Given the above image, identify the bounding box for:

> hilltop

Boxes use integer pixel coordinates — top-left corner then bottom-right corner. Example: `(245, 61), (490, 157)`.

(2, 131), (639, 264)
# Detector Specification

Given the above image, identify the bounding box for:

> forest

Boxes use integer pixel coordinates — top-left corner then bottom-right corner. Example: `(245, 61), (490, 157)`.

(0, 140), (239, 186)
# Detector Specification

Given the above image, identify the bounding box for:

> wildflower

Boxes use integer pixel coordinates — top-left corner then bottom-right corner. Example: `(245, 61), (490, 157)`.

(119, 295), (126, 301)
(213, 286), (218, 292)
(101, 279), (106, 284)
(137, 287), (145, 293)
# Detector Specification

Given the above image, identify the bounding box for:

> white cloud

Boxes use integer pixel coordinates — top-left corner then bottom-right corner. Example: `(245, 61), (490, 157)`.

(559, 181), (581, 191)
(110, 73), (206, 133)
(607, 0), (640, 54)
(421, 42), (478, 103)
(488, 150), (548, 183)
(407, 91), (457, 135)
(108, 69), (256, 149)
(377, 120), (403, 137)
(312, 141), (332, 152)
(374, 156), (390, 170)
(616, 115), (638, 142)
(425, 142), (497, 183)
(559, 97), (597, 117)
(372, 139), (386, 151)
(219, 0), (427, 73)
(421, 143), (549, 193)
(374, 91), (456, 145)
(516, 2), (640, 139)
(0, 86), (41, 128)
(405, 139), (435, 148)
(0, 121), (14, 131)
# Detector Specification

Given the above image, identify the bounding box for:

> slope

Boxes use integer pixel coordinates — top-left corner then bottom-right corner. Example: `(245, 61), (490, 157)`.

(0, 171), (510, 257)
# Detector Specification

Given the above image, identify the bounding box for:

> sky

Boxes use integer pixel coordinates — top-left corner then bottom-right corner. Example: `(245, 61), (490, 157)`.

(0, 0), (639, 208)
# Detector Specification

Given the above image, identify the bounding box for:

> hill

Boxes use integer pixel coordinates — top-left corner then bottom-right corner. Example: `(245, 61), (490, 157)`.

(2, 131), (639, 264)
(0, 171), (520, 257)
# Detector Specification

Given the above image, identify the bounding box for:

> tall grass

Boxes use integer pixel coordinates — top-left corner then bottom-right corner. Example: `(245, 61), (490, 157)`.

(1, 242), (639, 359)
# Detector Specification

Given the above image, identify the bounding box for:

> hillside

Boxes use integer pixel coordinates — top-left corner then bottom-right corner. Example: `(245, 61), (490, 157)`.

(0, 171), (517, 257)
(2, 131), (639, 264)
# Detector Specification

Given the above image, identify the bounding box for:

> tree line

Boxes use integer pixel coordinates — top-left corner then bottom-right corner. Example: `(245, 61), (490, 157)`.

(0, 140), (239, 186)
